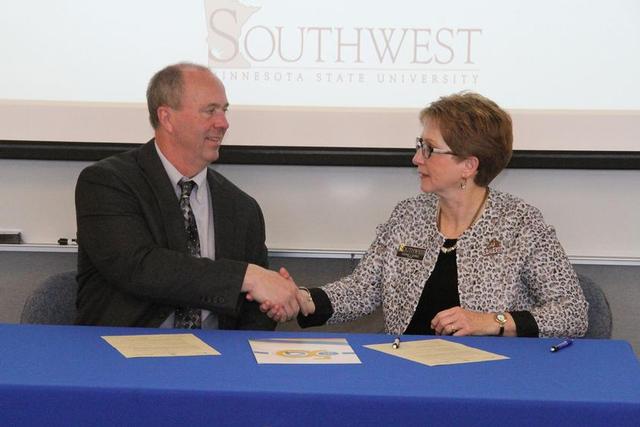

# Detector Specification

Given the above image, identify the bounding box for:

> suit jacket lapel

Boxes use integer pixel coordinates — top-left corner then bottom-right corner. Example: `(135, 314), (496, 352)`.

(208, 168), (235, 260)
(136, 140), (187, 253)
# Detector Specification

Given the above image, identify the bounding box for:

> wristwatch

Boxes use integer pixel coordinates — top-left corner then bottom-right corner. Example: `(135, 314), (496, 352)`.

(494, 313), (507, 336)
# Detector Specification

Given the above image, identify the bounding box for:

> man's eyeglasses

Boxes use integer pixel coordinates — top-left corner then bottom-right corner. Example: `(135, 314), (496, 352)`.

(415, 137), (456, 159)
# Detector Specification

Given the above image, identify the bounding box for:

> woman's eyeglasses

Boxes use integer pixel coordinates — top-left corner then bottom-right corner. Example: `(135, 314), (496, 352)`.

(415, 137), (456, 159)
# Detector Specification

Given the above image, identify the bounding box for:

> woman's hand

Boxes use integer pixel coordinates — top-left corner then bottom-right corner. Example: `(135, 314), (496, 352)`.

(295, 287), (316, 317)
(277, 267), (315, 317)
(431, 306), (510, 336)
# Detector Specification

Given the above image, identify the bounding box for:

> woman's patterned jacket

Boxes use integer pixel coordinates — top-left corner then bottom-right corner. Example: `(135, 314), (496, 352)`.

(322, 189), (588, 338)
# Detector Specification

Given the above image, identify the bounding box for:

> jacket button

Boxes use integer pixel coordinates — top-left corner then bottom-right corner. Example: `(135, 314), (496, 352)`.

(216, 297), (225, 304)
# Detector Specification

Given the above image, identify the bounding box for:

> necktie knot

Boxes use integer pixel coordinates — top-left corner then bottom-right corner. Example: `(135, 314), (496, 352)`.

(179, 179), (197, 199)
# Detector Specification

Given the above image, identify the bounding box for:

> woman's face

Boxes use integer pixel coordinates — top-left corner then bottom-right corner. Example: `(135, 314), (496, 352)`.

(412, 118), (465, 195)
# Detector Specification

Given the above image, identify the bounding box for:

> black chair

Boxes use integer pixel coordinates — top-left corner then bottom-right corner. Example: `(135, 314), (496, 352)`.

(578, 274), (612, 339)
(20, 271), (78, 325)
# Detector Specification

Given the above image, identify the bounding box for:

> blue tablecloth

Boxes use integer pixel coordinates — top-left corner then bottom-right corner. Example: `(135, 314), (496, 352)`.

(0, 324), (638, 426)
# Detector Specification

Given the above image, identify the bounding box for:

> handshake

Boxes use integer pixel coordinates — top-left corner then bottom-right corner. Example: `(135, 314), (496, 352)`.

(243, 264), (315, 322)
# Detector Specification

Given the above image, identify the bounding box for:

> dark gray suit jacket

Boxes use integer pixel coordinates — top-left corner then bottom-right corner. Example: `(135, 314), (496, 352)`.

(74, 140), (275, 330)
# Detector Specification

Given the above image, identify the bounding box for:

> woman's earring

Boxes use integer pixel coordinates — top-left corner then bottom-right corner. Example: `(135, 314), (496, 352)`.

(460, 177), (467, 190)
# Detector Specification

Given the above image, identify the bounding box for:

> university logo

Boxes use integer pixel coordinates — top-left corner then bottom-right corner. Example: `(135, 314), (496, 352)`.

(204, 0), (260, 68)
(203, 1), (482, 90)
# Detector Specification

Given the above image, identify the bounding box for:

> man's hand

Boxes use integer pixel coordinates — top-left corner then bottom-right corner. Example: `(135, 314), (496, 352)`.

(243, 264), (300, 320)
(259, 267), (316, 322)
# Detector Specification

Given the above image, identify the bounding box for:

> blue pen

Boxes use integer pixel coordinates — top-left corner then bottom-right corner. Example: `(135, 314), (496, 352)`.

(550, 339), (573, 353)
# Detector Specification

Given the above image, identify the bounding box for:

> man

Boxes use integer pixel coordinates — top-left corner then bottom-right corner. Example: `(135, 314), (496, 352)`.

(75, 62), (298, 329)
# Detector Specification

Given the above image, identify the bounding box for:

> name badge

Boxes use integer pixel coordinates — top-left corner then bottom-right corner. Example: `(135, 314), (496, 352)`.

(396, 244), (426, 260)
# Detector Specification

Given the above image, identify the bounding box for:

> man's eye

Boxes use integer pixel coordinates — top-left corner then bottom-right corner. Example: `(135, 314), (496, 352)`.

(204, 107), (227, 114)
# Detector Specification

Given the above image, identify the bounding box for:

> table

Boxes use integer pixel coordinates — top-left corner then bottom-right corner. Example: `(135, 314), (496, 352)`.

(1, 324), (639, 426)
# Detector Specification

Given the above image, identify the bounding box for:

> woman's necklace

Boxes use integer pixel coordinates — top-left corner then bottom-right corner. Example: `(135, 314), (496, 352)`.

(440, 240), (458, 254)
(438, 189), (489, 254)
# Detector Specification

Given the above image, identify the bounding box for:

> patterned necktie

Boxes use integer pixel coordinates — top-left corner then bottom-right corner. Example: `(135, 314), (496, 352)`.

(174, 179), (202, 329)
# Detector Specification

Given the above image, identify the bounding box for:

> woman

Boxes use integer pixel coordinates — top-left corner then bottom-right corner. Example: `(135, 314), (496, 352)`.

(274, 92), (588, 338)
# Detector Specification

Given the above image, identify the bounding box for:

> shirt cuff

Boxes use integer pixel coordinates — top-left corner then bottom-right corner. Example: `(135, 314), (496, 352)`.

(511, 310), (539, 337)
(297, 288), (333, 328)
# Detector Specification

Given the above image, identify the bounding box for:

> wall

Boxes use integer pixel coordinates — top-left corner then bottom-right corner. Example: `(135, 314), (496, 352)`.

(1, 159), (639, 262)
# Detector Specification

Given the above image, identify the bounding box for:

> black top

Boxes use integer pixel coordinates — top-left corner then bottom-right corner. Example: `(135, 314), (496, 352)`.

(404, 239), (459, 335)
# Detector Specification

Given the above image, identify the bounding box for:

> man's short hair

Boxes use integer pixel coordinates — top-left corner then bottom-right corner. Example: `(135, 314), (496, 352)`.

(146, 62), (211, 129)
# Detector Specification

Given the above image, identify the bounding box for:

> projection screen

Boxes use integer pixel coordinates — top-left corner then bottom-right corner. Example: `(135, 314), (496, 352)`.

(1, 0), (639, 167)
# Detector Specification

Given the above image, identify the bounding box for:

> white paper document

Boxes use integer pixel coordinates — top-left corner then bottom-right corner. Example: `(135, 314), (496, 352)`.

(365, 338), (508, 366)
(249, 337), (361, 364)
(102, 333), (220, 358)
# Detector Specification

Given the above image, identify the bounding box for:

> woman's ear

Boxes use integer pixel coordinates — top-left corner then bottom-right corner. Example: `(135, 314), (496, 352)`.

(463, 155), (480, 178)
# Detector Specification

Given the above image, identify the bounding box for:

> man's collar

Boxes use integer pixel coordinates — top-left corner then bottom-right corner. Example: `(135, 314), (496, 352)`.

(154, 143), (207, 199)
(154, 143), (208, 191)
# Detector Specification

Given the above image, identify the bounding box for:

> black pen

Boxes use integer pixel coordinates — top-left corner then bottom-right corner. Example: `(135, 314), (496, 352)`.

(392, 336), (401, 349)
(550, 339), (573, 353)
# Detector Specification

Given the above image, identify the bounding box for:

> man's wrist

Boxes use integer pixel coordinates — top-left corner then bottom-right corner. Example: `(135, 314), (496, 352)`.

(242, 263), (260, 293)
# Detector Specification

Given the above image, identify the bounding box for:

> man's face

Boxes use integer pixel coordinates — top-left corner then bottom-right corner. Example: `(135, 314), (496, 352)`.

(170, 69), (229, 169)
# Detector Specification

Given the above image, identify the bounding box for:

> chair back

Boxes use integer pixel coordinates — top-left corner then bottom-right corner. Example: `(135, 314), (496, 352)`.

(578, 274), (612, 339)
(20, 271), (78, 325)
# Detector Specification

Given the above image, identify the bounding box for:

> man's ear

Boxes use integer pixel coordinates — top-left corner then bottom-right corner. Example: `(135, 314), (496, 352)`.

(157, 106), (173, 133)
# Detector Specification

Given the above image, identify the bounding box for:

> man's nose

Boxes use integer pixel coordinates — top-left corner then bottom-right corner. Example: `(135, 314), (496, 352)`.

(214, 112), (229, 129)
